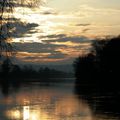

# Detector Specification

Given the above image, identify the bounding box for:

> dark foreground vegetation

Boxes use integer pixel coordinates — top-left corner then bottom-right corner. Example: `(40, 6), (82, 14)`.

(74, 36), (120, 117)
(0, 61), (73, 95)
(0, 60), (73, 96)
(0, 60), (73, 80)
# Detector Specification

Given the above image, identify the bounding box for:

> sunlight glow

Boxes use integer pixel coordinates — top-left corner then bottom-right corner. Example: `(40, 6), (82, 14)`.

(23, 106), (30, 120)
(23, 106), (51, 120)
(4, 90), (95, 120)
(6, 110), (21, 119)
(50, 41), (81, 46)
(16, 52), (51, 58)
(31, 111), (41, 120)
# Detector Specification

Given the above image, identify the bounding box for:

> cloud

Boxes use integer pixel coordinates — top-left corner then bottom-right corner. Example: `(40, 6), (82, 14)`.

(47, 52), (67, 59)
(41, 34), (66, 39)
(15, 51), (67, 63)
(82, 28), (90, 33)
(2, 18), (39, 39)
(40, 9), (58, 15)
(13, 42), (69, 62)
(42, 11), (56, 15)
(3, 0), (120, 65)
(42, 34), (91, 44)
(76, 4), (120, 17)
(39, 6), (58, 15)
(12, 35), (92, 63)
(12, 22), (39, 38)
(13, 42), (67, 53)
(75, 23), (91, 26)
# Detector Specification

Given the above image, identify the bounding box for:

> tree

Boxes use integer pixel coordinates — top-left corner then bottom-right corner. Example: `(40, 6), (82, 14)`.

(0, 0), (14, 57)
(1, 58), (12, 76)
(74, 36), (120, 94)
(0, 0), (42, 57)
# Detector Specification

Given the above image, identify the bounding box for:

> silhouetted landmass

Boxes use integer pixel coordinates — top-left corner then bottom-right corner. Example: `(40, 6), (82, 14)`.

(0, 59), (73, 80)
(74, 36), (120, 117)
(0, 60), (73, 96)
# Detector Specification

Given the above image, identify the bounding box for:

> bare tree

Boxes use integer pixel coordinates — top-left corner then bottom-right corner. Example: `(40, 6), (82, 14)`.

(0, 0), (13, 57)
(0, 0), (42, 57)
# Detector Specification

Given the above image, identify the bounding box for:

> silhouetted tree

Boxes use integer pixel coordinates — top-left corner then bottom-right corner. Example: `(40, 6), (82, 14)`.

(74, 36), (120, 117)
(92, 36), (120, 91)
(74, 36), (120, 93)
(10, 64), (21, 77)
(0, 0), (43, 57)
(1, 58), (12, 76)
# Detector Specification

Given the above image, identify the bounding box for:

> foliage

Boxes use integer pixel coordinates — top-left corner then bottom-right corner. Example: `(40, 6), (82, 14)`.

(74, 36), (120, 94)
(0, 0), (42, 57)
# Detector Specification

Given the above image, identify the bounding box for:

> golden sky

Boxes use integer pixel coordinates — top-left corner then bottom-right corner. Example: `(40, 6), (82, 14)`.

(11, 0), (120, 64)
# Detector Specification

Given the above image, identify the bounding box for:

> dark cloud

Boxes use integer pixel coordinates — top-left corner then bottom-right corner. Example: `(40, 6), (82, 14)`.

(47, 52), (67, 59)
(1, 18), (39, 38)
(82, 28), (90, 33)
(42, 35), (91, 43)
(11, 22), (39, 38)
(75, 23), (91, 26)
(14, 43), (67, 61)
(12, 35), (92, 63)
(23, 56), (40, 60)
(13, 35), (91, 53)
(40, 34), (66, 39)
(13, 42), (67, 53)
(13, 35), (91, 54)
(41, 11), (57, 15)
(24, 52), (66, 60)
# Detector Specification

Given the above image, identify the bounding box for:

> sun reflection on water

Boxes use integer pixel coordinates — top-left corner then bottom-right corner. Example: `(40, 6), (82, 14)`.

(6, 109), (21, 119)
(23, 106), (30, 120)
(5, 105), (52, 120)
(4, 84), (94, 120)
(5, 100), (93, 120)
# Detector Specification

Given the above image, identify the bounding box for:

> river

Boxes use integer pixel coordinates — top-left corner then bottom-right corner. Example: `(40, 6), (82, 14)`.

(0, 78), (119, 120)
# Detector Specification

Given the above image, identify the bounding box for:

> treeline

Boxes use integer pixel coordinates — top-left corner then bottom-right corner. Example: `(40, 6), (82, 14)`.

(74, 36), (120, 116)
(74, 36), (120, 94)
(0, 60), (73, 79)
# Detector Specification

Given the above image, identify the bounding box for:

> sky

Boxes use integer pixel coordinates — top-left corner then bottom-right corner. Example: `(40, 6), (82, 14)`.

(10, 0), (120, 65)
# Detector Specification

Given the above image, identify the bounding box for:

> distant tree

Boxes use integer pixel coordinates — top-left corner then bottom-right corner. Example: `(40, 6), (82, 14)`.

(11, 64), (21, 77)
(1, 58), (12, 76)
(74, 53), (95, 78)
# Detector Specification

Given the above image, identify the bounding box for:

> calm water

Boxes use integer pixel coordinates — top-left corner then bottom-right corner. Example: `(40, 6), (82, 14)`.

(0, 78), (119, 120)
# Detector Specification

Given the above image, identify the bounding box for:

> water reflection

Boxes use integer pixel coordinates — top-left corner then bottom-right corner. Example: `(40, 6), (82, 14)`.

(0, 80), (119, 120)
(0, 81), (94, 120)
(75, 83), (120, 120)
(5, 98), (93, 120)
(23, 106), (30, 120)
(6, 109), (21, 119)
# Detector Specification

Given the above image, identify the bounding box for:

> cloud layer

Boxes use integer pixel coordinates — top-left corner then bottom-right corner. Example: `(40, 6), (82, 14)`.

(13, 35), (92, 63)
(9, 0), (120, 64)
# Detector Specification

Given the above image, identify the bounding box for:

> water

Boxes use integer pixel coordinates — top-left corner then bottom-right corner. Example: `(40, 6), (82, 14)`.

(0, 78), (119, 120)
